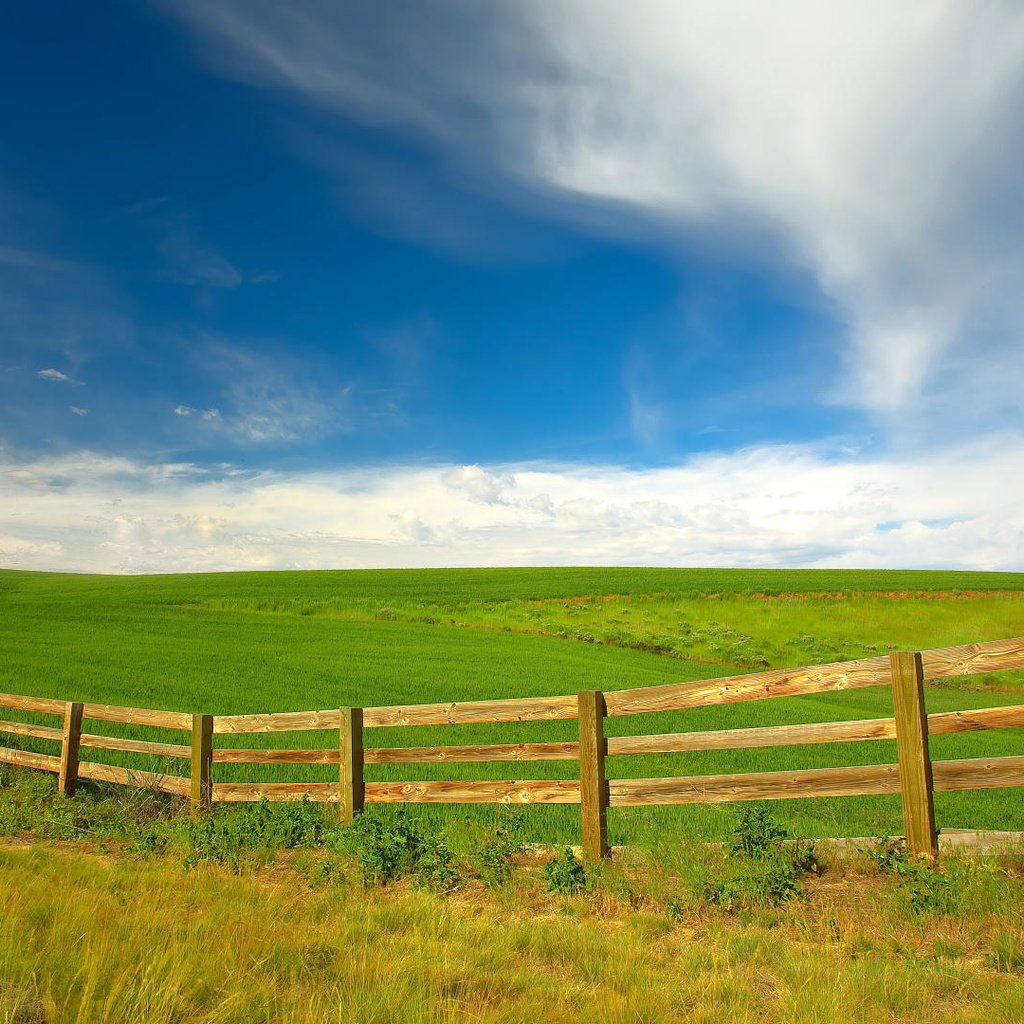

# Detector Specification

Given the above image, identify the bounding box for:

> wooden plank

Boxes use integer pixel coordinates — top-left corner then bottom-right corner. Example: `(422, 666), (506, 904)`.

(213, 782), (339, 803)
(338, 707), (364, 826)
(212, 709), (341, 735)
(608, 718), (896, 756)
(891, 652), (937, 859)
(364, 740), (580, 764)
(0, 719), (64, 742)
(923, 636), (1024, 680)
(190, 714), (214, 809)
(608, 762), (902, 806)
(57, 701), (84, 797)
(77, 760), (190, 796)
(212, 747), (340, 765)
(79, 734), (192, 759)
(578, 691), (609, 861)
(364, 779), (582, 805)
(933, 755), (1024, 793)
(363, 694), (578, 728)
(0, 692), (67, 716)
(606, 703), (1024, 758)
(0, 746), (62, 773)
(82, 703), (192, 732)
(603, 654), (892, 718)
(929, 704), (1024, 735)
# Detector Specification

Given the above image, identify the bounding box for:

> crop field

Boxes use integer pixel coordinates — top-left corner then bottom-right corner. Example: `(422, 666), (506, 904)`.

(3, 567), (1024, 844)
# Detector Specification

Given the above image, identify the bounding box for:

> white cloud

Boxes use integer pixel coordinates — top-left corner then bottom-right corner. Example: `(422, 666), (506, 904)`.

(38, 368), (72, 383)
(174, 405), (195, 416)
(1, 440), (1021, 573)
(186, 341), (351, 443)
(158, 229), (277, 290)
(169, 0), (1024, 429)
(69, 406), (89, 416)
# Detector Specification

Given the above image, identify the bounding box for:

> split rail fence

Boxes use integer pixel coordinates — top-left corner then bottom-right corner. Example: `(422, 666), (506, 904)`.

(3, 637), (1024, 859)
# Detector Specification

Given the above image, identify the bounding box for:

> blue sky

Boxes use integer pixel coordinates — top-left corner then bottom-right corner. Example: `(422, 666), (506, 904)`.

(1, 1), (1023, 572)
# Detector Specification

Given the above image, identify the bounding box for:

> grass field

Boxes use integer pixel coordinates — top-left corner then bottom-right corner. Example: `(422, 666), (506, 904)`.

(2, 567), (1024, 843)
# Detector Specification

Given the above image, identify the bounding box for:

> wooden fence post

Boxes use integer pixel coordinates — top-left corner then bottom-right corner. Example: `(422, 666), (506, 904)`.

(578, 690), (609, 861)
(191, 714), (214, 810)
(57, 701), (84, 796)
(339, 707), (364, 825)
(890, 651), (937, 859)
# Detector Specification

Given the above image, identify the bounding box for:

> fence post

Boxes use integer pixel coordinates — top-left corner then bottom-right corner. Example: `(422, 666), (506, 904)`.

(890, 651), (937, 859)
(339, 707), (364, 825)
(191, 714), (214, 810)
(578, 690), (609, 861)
(57, 701), (84, 797)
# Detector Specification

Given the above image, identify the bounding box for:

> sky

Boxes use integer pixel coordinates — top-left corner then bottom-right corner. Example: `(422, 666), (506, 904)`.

(1, 0), (1023, 573)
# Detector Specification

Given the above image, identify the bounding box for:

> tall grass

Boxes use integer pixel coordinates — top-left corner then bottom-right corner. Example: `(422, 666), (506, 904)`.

(4, 835), (1024, 1024)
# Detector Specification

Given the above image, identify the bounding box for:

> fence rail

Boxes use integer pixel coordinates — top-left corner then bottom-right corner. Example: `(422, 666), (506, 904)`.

(2, 636), (1024, 860)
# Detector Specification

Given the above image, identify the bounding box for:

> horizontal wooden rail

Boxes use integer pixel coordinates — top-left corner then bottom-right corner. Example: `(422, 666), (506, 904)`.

(364, 779), (582, 804)
(0, 693), (66, 716)
(0, 746), (62, 772)
(607, 753), (1024, 807)
(79, 734), (191, 759)
(213, 747), (339, 764)
(366, 740), (580, 764)
(932, 755), (1024, 792)
(81, 703), (192, 732)
(214, 782), (338, 802)
(77, 761), (190, 796)
(607, 703), (1024, 756)
(0, 719), (64, 742)
(609, 763), (902, 806)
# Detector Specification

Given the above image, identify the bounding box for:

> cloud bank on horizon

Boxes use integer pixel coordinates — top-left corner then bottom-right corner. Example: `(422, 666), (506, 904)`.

(1, 1), (1022, 572)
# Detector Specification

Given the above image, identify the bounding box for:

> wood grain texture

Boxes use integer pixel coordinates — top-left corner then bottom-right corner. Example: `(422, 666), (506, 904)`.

(212, 709), (341, 735)
(890, 652), (937, 858)
(58, 701), (84, 797)
(365, 741), (580, 764)
(79, 734), (192, 759)
(604, 655), (892, 718)
(932, 755), (1024, 793)
(339, 707), (364, 825)
(190, 714), (214, 809)
(82, 703), (192, 732)
(608, 762), (902, 806)
(578, 691), (609, 861)
(0, 745), (62, 773)
(922, 637), (1024, 680)
(213, 782), (339, 803)
(363, 779), (582, 805)
(212, 747), (340, 764)
(0, 692), (67, 716)
(77, 760), (190, 796)
(363, 694), (578, 728)
(0, 719), (64, 742)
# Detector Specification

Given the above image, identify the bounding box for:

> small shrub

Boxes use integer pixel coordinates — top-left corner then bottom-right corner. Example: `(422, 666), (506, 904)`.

(413, 833), (460, 893)
(703, 861), (802, 911)
(865, 835), (908, 874)
(471, 814), (527, 888)
(332, 811), (460, 891)
(899, 862), (958, 915)
(728, 806), (789, 860)
(544, 848), (587, 895)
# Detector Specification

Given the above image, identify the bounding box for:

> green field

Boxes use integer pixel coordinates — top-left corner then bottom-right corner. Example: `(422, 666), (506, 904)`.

(2, 567), (1024, 844)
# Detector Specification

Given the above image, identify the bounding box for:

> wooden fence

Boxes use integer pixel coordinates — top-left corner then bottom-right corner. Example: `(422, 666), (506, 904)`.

(3, 637), (1024, 860)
